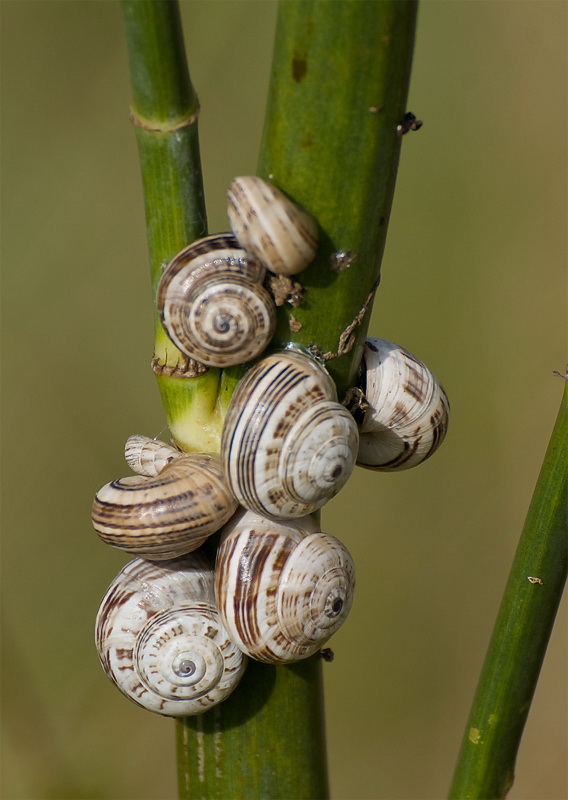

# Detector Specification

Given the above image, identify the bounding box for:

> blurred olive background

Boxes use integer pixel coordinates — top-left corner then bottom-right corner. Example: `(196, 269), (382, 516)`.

(1, 2), (566, 799)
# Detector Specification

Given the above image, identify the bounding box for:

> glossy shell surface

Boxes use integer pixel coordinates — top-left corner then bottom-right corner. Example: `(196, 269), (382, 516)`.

(227, 176), (318, 276)
(157, 233), (276, 367)
(221, 350), (359, 519)
(357, 338), (450, 470)
(215, 509), (355, 663)
(92, 452), (238, 559)
(96, 553), (246, 716)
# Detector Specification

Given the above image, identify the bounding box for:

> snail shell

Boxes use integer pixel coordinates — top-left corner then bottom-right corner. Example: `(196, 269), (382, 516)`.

(221, 350), (359, 519)
(96, 552), (246, 716)
(227, 176), (318, 276)
(215, 509), (355, 663)
(156, 232), (276, 367)
(357, 338), (450, 470)
(92, 450), (238, 560)
(124, 434), (181, 477)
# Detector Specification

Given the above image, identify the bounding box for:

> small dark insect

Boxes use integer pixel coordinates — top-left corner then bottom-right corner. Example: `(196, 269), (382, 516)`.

(396, 111), (423, 136)
(320, 648), (335, 662)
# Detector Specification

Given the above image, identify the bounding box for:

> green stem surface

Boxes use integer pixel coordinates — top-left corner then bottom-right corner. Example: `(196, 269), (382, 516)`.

(177, 656), (328, 800)
(449, 382), (568, 799)
(260, 0), (418, 394)
(123, 0), (233, 452)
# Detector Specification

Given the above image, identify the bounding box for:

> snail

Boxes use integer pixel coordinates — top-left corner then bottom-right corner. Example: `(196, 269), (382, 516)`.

(157, 232), (276, 367)
(124, 433), (182, 477)
(227, 176), (318, 276)
(215, 509), (355, 663)
(92, 436), (239, 560)
(221, 349), (359, 519)
(356, 338), (449, 470)
(96, 552), (246, 717)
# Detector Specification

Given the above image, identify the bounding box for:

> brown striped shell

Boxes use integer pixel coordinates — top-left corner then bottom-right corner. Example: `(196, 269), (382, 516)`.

(221, 349), (359, 519)
(95, 552), (246, 717)
(156, 232), (276, 367)
(215, 509), (355, 663)
(227, 176), (318, 276)
(91, 448), (238, 560)
(357, 338), (450, 470)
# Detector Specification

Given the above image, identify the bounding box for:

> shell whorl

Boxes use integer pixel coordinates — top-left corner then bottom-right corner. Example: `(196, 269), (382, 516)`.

(227, 176), (318, 276)
(95, 553), (246, 716)
(156, 232), (276, 367)
(91, 452), (239, 559)
(357, 338), (450, 470)
(215, 510), (355, 663)
(221, 350), (359, 519)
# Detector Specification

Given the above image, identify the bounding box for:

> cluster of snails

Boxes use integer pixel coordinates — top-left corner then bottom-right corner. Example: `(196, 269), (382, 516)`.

(92, 176), (449, 717)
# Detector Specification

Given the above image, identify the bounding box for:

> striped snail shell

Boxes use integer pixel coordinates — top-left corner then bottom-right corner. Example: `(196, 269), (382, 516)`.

(96, 552), (246, 716)
(92, 442), (238, 560)
(221, 349), (359, 519)
(156, 232), (276, 367)
(227, 176), (318, 276)
(357, 338), (450, 470)
(215, 509), (355, 663)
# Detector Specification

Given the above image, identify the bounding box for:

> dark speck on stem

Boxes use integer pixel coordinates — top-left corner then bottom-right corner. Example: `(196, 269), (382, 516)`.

(292, 56), (307, 83)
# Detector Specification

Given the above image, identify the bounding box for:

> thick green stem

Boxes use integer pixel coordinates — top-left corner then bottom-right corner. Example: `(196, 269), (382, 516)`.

(449, 382), (568, 799)
(260, 0), (418, 394)
(177, 656), (328, 800)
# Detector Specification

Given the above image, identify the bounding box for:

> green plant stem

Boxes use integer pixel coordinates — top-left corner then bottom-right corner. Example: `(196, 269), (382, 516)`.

(123, 0), (236, 453)
(177, 2), (417, 798)
(177, 656), (328, 800)
(449, 382), (568, 799)
(260, 0), (418, 395)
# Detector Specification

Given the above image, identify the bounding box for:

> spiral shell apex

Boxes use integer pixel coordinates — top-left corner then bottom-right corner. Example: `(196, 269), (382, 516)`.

(91, 451), (238, 560)
(227, 176), (318, 276)
(221, 350), (359, 519)
(357, 338), (450, 470)
(157, 232), (276, 367)
(96, 553), (246, 716)
(215, 509), (355, 663)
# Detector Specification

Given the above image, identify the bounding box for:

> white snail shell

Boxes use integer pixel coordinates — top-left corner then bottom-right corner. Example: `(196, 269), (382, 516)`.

(357, 338), (450, 470)
(156, 232), (276, 367)
(221, 350), (359, 519)
(215, 509), (355, 663)
(124, 434), (182, 477)
(96, 552), (246, 716)
(92, 450), (239, 559)
(227, 176), (318, 276)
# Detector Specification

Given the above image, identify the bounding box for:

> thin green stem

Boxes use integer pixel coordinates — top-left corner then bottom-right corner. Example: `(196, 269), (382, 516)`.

(122, 0), (232, 453)
(449, 381), (568, 799)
